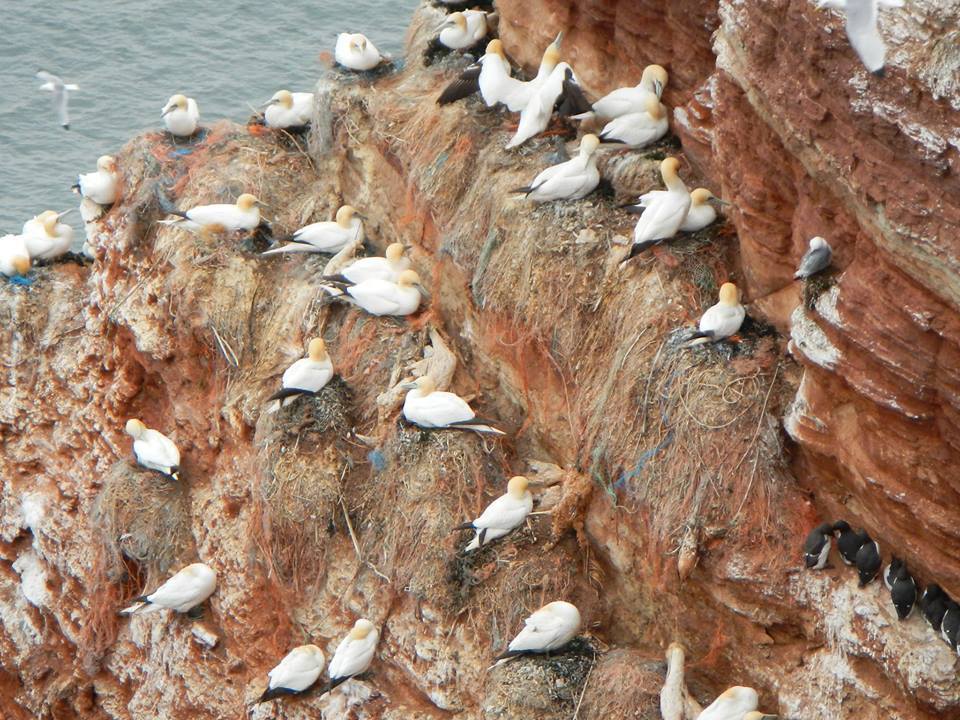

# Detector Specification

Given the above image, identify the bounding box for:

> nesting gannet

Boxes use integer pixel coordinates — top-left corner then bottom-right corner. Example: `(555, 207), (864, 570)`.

(571, 64), (668, 122)
(832, 521), (866, 565)
(920, 584), (948, 632)
(335, 269), (427, 317)
(495, 601), (581, 661)
(455, 476), (533, 552)
(506, 62), (591, 148)
(687, 283), (745, 344)
(817, 0), (903, 76)
(437, 39), (516, 106)
(511, 134), (600, 202)
(887, 562), (916, 620)
(159, 193), (263, 234)
(794, 236), (833, 279)
(855, 534), (881, 586)
(401, 375), (504, 434)
(0, 235), (31, 278)
(335, 33), (385, 71)
(266, 338), (334, 413)
(941, 601), (960, 650)
(125, 418), (181, 480)
(324, 243), (410, 285)
(161, 94), (200, 137)
(696, 687), (759, 720)
(263, 90), (314, 129)
(258, 645), (326, 703)
(598, 94), (669, 148)
(438, 11), (489, 50)
(22, 211), (74, 261)
(37, 71), (78, 130)
(624, 157), (691, 259)
(120, 562), (217, 615)
(499, 33), (565, 113)
(624, 187), (727, 233)
(803, 522), (833, 570)
(262, 205), (364, 255)
(73, 155), (119, 206)
(325, 619), (379, 692)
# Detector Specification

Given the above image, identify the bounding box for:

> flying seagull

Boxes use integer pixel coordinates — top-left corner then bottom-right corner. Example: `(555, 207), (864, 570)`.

(37, 70), (78, 130)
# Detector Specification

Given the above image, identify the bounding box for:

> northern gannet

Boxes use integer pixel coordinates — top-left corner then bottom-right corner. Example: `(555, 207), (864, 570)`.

(803, 522), (833, 570)
(832, 521), (866, 565)
(159, 193), (264, 234)
(125, 418), (181, 480)
(22, 211), (74, 261)
(266, 338), (334, 414)
(0, 235), (31, 278)
(571, 64), (668, 121)
(495, 601), (581, 661)
(455, 476), (533, 552)
(624, 157), (691, 259)
(37, 71), (78, 130)
(817, 0), (903, 76)
(73, 155), (119, 206)
(263, 90), (314, 129)
(437, 39), (515, 106)
(258, 645), (326, 703)
(324, 243), (410, 285)
(920, 584), (948, 632)
(855, 534), (881, 586)
(511, 133), (600, 202)
(335, 33), (385, 71)
(624, 187), (727, 233)
(262, 205), (364, 255)
(688, 282), (745, 344)
(324, 619), (379, 693)
(498, 32), (564, 113)
(438, 11), (489, 50)
(506, 65), (591, 148)
(696, 687), (758, 720)
(887, 560), (916, 620)
(597, 94), (669, 148)
(402, 375), (504, 434)
(120, 562), (217, 615)
(794, 236), (832, 279)
(161, 94), (200, 137)
(337, 269), (427, 317)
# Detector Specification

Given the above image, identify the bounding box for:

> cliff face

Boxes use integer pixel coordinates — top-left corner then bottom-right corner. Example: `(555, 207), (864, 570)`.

(2, 1), (960, 719)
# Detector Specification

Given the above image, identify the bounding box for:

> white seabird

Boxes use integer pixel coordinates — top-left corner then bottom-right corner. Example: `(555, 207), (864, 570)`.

(22, 210), (74, 261)
(495, 601), (581, 661)
(335, 269), (427, 317)
(401, 374), (505, 434)
(125, 418), (181, 480)
(0, 235), (31, 278)
(159, 193), (264, 234)
(571, 64), (668, 122)
(817, 0), (903, 76)
(624, 187), (727, 233)
(511, 133), (600, 203)
(506, 64), (591, 148)
(456, 475), (533, 552)
(73, 155), (120, 206)
(324, 619), (379, 693)
(37, 71), (78, 130)
(598, 94), (669, 148)
(438, 11), (489, 51)
(335, 33), (385, 71)
(624, 156), (691, 259)
(263, 90), (314, 129)
(696, 686), (759, 720)
(120, 562), (217, 615)
(438, 39), (516, 106)
(324, 242), (410, 285)
(266, 338), (334, 414)
(499, 33), (564, 113)
(258, 644), (326, 703)
(262, 205), (364, 255)
(161, 94), (200, 137)
(794, 236), (833, 279)
(688, 282), (745, 344)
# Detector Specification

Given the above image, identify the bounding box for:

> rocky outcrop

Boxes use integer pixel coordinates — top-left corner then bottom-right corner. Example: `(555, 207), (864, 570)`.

(2, 1), (959, 719)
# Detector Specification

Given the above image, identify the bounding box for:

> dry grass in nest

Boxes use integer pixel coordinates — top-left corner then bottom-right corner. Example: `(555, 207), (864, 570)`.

(90, 461), (193, 585)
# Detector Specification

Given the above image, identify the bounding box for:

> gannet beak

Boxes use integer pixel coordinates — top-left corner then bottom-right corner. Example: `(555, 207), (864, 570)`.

(553, 31), (564, 47)
(260, 99), (278, 108)
(354, 212), (368, 220)
(57, 208), (77, 219)
(436, 19), (455, 31)
(161, 106), (173, 117)
(709, 197), (731, 206)
(653, 79), (664, 98)
(416, 284), (431, 300)
(256, 200), (270, 208)
(400, 381), (418, 390)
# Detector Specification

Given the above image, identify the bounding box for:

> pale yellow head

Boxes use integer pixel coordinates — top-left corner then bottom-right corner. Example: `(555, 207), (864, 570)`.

(296, 644), (325, 663)
(486, 39), (505, 58)
(237, 193), (260, 211)
(352, 34), (368, 52)
(349, 618), (375, 640)
(543, 43), (562, 68)
(166, 94), (188, 111)
(660, 157), (682, 184)
(336, 205), (359, 227)
(690, 188), (714, 206)
(644, 94), (665, 119)
(41, 213), (60, 236)
(642, 64), (669, 94)
(307, 338), (328, 361)
(125, 418), (147, 438)
(410, 374), (436, 395)
(718, 282), (739, 306)
(449, 12), (468, 31)
(272, 90), (293, 108)
(507, 475), (529, 498)
(385, 243), (405, 262)
(97, 155), (117, 172)
(397, 269), (422, 288)
(579, 133), (600, 156)
(12, 255), (30, 276)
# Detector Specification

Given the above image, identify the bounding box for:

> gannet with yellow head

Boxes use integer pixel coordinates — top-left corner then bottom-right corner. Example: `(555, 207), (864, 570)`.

(20, 210), (74, 260)
(455, 475), (533, 551)
(598, 93), (670, 148)
(124, 418), (181, 479)
(572, 64), (669, 121)
(688, 282), (745, 345)
(624, 156), (691, 260)
(494, 601), (581, 663)
(623, 185), (728, 233)
(262, 205), (364, 256)
(265, 338), (334, 414)
(263, 89), (315, 129)
(438, 38), (517, 106)
(257, 645), (326, 703)
(696, 686), (759, 720)
(438, 10), (489, 51)
(324, 242), (411, 286)
(506, 57), (591, 147)
(334, 32), (385, 71)
(120, 562), (217, 615)
(161, 93), (200, 137)
(401, 374), (505, 434)
(511, 133), (600, 202)
(323, 619), (379, 694)
(0, 235), (31, 278)
(73, 155), (119, 206)
(159, 193), (264, 234)
(334, 268), (426, 317)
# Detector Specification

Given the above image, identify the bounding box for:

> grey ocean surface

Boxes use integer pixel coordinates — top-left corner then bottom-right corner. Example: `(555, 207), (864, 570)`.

(0, 0), (419, 234)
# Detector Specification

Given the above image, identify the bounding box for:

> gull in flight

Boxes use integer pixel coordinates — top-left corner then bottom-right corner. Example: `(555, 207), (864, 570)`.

(37, 71), (78, 130)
